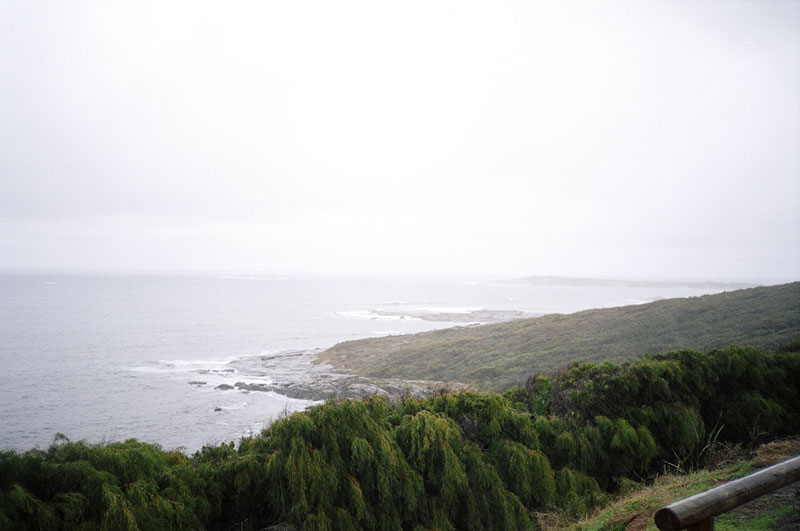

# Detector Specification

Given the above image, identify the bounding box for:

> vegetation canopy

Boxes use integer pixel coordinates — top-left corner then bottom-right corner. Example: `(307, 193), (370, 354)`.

(2, 343), (798, 530)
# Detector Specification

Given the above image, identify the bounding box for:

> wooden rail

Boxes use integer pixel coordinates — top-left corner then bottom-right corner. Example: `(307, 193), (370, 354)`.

(654, 455), (800, 530)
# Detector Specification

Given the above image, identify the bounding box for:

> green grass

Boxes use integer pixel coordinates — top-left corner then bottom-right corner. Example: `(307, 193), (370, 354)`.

(319, 283), (800, 391)
(718, 504), (798, 531)
(716, 487), (800, 531)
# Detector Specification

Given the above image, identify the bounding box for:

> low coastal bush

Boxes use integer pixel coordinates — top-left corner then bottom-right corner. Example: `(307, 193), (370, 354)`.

(506, 344), (800, 472)
(0, 436), (208, 530)
(1, 344), (798, 530)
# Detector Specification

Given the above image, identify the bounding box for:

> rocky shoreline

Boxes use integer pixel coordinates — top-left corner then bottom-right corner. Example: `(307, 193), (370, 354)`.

(213, 375), (460, 401)
(189, 349), (465, 402)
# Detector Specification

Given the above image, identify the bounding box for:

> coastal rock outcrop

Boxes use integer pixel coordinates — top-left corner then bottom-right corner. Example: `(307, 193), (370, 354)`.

(205, 349), (466, 402)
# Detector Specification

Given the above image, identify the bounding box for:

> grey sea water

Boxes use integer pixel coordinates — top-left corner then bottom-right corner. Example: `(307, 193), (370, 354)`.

(0, 274), (727, 453)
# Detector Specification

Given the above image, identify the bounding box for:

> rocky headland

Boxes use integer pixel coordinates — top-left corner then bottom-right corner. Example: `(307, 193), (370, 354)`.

(193, 349), (466, 402)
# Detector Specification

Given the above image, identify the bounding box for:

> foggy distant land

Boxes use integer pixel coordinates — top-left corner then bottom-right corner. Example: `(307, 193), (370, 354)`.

(320, 282), (800, 391)
(495, 275), (759, 290)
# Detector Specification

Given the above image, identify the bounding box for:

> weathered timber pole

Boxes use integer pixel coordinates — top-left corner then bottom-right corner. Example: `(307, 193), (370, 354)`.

(654, 455), (800, 531)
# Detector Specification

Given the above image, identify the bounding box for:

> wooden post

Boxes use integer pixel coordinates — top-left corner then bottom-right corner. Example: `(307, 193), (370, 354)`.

(654, 455), (800, 530)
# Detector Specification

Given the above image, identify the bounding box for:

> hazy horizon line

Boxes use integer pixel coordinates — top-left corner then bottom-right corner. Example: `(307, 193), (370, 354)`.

(0, 266), (794, 285)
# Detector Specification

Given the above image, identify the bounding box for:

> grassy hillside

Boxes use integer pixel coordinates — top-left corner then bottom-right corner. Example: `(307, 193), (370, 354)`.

(319, 282), (800, 391)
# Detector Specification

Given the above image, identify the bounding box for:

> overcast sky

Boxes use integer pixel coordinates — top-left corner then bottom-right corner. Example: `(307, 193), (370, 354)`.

(1, 0), (798, 280)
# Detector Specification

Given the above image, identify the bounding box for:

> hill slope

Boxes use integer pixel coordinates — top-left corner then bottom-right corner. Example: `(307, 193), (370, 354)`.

(318, 282), (800, 391)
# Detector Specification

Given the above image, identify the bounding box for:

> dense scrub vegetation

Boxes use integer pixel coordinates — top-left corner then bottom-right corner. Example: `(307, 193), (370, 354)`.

(2, 344), (798, 530)
(320, 283), (800, 390)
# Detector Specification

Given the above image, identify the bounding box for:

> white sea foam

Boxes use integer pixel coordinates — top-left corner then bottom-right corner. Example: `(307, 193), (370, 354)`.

(412, 306), (482, 314)
(215, 402), (249, 411)
(162, 356), (240, 368)
(124, 356), (285, 386)
(336, 310), (421, 321)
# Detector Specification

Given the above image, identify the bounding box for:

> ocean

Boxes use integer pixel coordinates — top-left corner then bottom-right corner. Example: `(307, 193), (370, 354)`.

(0, 273), (729, 453)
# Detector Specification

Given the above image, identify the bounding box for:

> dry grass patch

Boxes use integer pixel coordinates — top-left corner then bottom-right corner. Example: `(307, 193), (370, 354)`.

(752, 437), (800, 468)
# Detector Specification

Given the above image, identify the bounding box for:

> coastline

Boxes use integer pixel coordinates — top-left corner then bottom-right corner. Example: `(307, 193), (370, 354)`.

(3, 274), (754, 452)
(199, 308), (542, 403)
(205, 349), (467, 402)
